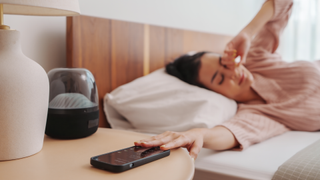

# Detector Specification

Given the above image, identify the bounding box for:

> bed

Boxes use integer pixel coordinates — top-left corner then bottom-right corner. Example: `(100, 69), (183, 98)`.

(66, 15), (320, 180)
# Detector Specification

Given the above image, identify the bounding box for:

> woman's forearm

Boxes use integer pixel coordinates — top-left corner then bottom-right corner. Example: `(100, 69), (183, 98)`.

(202, 126), (239, 150)
(242, 0), (274, 39)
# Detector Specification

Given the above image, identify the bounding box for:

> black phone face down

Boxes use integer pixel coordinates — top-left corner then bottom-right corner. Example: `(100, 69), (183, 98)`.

(90, 146), (170, 173)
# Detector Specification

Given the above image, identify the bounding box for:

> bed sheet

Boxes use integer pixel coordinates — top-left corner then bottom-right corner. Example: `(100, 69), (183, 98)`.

(194, 131), (320, 180)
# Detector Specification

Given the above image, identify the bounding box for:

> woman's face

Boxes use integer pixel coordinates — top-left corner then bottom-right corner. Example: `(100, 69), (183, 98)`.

(198, 53), (254, 102)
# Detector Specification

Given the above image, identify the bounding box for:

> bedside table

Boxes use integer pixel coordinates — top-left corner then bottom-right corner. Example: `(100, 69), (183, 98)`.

(0, 128), (194, 180)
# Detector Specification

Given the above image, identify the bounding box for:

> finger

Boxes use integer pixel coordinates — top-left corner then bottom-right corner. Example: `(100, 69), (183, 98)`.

(135, 131), (172, 146)
(221, 56), (236, 64)
(188, 138), (203, 160)
(135, 137), (156, 146)
(222, 57), (239, 70)
(222, 53), (235, 60)
(224, 50), (236, 55)
(221, 59), (237, 70)
(141, 133), (178, 147)
(222, 54), (238, 64)
(134, 141), (141, 146)
(225, 42), (235, 52)
(223, 53), (237, 62)
(224, 50), (237, 57)
(160, 135), (191, 150)
(221, 58), (236, 65)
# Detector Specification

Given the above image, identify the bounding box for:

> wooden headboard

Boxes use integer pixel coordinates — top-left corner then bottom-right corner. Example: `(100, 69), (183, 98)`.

(66, 15), (232, 127)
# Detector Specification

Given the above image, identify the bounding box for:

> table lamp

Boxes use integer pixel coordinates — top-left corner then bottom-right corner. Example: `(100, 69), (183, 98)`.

(0, 0), (80, 161)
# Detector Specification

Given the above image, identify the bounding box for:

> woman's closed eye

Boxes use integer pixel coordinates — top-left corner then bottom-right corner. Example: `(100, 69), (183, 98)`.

(219, 74), (224, 85)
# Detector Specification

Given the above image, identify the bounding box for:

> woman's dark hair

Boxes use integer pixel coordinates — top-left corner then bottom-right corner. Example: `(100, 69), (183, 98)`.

(166, 51), (208, 87)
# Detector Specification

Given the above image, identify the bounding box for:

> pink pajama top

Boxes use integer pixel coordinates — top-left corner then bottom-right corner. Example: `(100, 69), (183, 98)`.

(221, 0), (320, 149)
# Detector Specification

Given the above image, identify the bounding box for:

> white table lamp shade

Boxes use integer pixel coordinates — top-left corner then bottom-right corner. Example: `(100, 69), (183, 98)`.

(0, 0), (80, 16)
(0, 0), (80, 161)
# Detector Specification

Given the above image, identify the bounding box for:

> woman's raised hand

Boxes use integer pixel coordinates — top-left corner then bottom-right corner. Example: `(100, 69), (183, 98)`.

(221, 0), (275, 69)
(134, 128), (208, 160)
(222, 31), (251, 69)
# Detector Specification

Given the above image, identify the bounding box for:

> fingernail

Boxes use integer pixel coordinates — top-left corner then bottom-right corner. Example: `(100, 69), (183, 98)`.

(191, 157), (195, 163)
(142, 142), (147, 144)
(160, 145), (166, 148)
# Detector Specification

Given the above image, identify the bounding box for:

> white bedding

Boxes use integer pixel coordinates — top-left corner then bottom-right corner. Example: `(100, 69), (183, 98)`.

(104, 68), (237, 134)
(194, 131), (320, 180)
(104, 103), (320, 180)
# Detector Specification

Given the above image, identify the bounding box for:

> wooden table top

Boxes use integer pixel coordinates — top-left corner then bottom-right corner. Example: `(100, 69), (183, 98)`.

(0, 128), (194, 180)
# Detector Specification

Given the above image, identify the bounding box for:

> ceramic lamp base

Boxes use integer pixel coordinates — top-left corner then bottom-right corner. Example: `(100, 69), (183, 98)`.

(0, 29), (49, 160)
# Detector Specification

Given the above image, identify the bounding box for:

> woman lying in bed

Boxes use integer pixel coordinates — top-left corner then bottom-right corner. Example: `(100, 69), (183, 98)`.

(135, 0), (320, 159)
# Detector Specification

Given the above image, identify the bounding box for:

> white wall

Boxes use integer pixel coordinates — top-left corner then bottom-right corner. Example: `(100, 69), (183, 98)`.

(79, 0), (264, 35)
(3, 0), (264, 72)
(3, 15), (66, 72)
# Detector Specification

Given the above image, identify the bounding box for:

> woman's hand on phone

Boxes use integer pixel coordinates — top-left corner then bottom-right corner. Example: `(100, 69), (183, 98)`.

(222, 31), (251, 69)
(134, 128), (208, 160)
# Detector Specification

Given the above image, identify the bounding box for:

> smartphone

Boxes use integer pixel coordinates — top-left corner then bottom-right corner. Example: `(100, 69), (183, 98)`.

(90, 146), (170, 173)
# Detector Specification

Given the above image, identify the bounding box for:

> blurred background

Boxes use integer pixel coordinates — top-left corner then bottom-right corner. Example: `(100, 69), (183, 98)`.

(4, 0), (319, 72)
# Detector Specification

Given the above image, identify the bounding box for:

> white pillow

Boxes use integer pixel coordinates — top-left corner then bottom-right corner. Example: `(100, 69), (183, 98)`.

(104, 68), (237, 134)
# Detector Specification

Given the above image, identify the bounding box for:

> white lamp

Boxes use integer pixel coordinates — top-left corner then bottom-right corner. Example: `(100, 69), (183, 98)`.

(0, 0), (80, 161)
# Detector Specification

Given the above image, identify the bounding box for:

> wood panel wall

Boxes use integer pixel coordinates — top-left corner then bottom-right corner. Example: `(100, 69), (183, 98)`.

(67, 15), (232, 127)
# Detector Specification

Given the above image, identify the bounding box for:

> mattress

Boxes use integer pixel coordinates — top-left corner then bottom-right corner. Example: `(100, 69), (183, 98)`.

(193, 131), (320, 180)
(104, 103), (320, 180)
